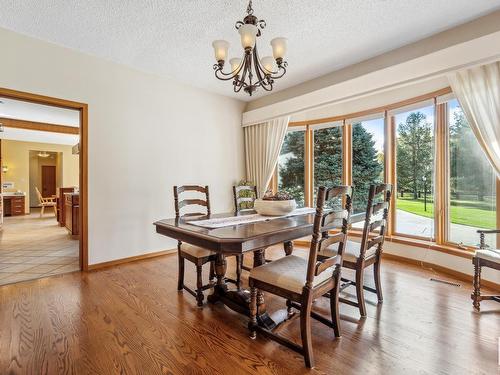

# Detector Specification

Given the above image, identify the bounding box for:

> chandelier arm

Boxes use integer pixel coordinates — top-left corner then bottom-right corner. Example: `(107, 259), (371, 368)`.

(252, 48), (269, 87)
(252, 46), (276, 90)
(234, 55), (250, 90)
(214, 68), (238, 81)
(269, 65), (287, 79)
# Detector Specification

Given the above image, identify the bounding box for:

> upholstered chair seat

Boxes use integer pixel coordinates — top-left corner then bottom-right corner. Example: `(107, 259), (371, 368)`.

(249, 255), (339, 294)
(180, 243), (216, 258)
(321, 240), (377, 263)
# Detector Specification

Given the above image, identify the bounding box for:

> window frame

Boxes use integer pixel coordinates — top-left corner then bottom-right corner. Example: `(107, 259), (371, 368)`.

(278, 87), (500, 251)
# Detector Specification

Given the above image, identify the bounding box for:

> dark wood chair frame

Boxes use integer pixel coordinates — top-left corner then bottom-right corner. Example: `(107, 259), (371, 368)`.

(174, 185), (217, 307)
(472, 229), (500, 311)
(233, 184), (293, 274)
(248, 185), (353, 368)
(323, 183), (392, 317)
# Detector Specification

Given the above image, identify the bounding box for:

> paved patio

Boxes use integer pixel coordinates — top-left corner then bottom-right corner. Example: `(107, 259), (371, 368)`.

(352, 210), (496, 248)
(396, 210), (495, 248)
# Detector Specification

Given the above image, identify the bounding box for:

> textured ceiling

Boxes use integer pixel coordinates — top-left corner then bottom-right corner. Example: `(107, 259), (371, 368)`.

(1, 0), (500, 101)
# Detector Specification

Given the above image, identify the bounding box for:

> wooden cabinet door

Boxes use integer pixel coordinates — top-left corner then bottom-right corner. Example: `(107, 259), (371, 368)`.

(41, 165), (56, 197)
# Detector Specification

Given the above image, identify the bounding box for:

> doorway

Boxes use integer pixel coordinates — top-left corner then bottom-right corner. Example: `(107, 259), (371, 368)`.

(41, 165), (57, 198)
(0, 87), (88, 286)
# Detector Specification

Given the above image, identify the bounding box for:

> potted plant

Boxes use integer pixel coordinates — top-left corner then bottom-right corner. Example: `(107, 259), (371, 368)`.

(254, 190), (297, 216)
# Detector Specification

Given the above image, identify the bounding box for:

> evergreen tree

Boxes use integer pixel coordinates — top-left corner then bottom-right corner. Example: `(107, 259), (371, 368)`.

(278, 125), (382, 210)
(352, 123), (383, 212)
(396, 112), (433, 199)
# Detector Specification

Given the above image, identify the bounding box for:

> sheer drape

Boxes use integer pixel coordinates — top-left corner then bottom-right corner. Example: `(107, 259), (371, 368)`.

(244, 116), (290, 197)
(448, 61), (500, 177)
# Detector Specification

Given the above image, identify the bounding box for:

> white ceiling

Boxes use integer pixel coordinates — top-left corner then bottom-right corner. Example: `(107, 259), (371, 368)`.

(0, 98), (79, 126)
(1, 0), (499, 101)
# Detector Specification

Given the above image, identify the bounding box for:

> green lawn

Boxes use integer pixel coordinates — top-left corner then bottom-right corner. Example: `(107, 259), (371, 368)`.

(396, 195), (496, 229)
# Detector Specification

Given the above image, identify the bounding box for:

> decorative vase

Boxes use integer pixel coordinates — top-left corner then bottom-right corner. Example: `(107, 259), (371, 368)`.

(254, 199), (297, 216)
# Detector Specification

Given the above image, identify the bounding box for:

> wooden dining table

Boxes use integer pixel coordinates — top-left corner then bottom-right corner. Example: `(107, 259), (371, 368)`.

(153, 210), (317, 329)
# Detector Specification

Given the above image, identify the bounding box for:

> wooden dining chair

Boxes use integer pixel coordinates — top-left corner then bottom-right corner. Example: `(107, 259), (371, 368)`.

(174, 185), (243, 307)
(233, 184), (258, 213)
(35, 186), (57, 218)
(248, 185), (352, 368)
(233, 184), (259, 274)
(174, 185), (218, 307)
(319, 183), (392, 317)
(472, 229), (500, 311)
(233, 183), (291, 272)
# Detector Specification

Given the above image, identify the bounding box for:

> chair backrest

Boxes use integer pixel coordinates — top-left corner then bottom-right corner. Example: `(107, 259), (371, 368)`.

(305, 185), (353, 288)
(358, 183), (392, 260)
(233, 185), (258, 213)
(35, 187), (44, 203)
(173, 185), (211, 218)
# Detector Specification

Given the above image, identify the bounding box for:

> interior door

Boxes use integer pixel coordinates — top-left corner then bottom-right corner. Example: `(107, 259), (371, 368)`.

(41, 165), (56, 197)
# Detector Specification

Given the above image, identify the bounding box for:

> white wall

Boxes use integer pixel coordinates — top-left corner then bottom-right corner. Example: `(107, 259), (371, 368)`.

(0, 27), (245, 265)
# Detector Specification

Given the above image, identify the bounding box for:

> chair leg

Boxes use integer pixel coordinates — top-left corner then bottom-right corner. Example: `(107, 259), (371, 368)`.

(40, 205), (45, 217)
(330, 269), (342, 338)
(209, 261), (215, 283)
(236, 255), (243, 290)
(249, 285), (258, 339)
(286, 299), (294, 318)
(177, 253), (185, 291)
(300, 295), (314, 368)
(373, 259), (383, 303)
(196, 265), (204, 308)
(355, 268), (367, 317)
(53, 205), (57, 216)
(472, 258), (481, 311)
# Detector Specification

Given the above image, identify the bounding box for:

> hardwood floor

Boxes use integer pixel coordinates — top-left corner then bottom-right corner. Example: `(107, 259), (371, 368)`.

(0, 245), (498, 374)
(0, 209), (79, 286)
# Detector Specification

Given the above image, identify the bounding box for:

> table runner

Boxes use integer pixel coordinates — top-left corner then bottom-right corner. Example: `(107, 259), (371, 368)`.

(188, 207), (316, 229)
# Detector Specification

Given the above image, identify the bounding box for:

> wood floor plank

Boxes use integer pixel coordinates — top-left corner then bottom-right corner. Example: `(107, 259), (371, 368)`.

(0, 246), (498, 374)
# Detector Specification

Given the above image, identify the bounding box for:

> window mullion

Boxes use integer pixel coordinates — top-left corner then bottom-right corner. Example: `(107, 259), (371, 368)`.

(434, 102), (449, 245)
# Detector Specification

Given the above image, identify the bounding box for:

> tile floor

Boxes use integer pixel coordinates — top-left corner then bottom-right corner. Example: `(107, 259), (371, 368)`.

(0, 208), (79, 286)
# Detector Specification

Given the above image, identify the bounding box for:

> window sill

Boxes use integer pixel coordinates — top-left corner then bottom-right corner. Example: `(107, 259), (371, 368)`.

(346, 230), (475, 259)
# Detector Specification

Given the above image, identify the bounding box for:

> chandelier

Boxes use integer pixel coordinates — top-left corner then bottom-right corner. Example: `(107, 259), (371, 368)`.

(211, 0), (288, 96)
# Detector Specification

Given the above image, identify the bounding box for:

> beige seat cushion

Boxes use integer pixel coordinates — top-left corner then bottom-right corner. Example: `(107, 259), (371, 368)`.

(321, 240), (377, 263)
(180, 243), (215, 258)
(249, 255), (336, 294)
(475, 249), (500, 263)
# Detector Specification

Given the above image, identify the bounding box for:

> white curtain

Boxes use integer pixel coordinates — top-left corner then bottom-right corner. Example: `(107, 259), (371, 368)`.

(244, 116), (290, 197)
(448, 62), (500, 177)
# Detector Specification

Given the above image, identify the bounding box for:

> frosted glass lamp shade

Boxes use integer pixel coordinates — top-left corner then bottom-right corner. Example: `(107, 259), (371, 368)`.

(212, 40), (229, 62)
(238, 24), (258, 49)
(261, 56), (275, 73)
(230, 58), (242, 73)
(270, 37), (287, 59)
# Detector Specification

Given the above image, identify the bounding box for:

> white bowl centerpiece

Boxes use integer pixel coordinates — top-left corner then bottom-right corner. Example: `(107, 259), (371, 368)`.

(254, 191), (297, 216)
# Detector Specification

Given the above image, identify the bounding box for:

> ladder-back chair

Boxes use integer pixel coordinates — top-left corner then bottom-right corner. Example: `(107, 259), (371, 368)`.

(319, 183), (392, 316)
(248, 185), (352, 368)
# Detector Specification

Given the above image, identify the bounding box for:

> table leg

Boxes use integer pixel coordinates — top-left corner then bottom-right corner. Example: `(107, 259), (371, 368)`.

(207, 250), (289, 331)
(208, 253), (251, 315)
(253, 249), (289, 330)
(284, 241), (293, 256)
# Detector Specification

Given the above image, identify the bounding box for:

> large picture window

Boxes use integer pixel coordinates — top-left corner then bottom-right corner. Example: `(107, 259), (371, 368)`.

(395, 105), (435, 239)
(313, 125), (342, 207)
(447, 99), (497, 248)
(352, 117), (385, 214)
(278, 129), (305, 207)
(278, 88), (499, 253)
